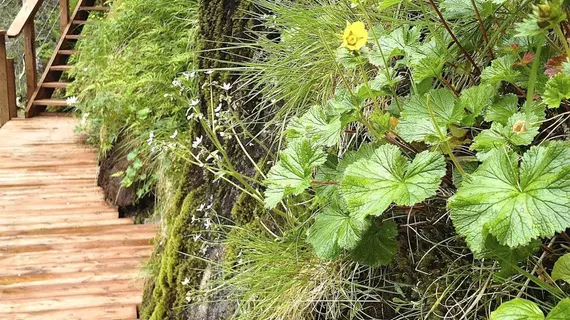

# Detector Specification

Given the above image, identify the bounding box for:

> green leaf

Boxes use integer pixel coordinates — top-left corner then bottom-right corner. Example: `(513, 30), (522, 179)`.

(286, 106), (343, 147)
(411, 55), (445, 83)
(485, 94), (518, 125)
(337, 47), (368, 69)
(543, 73), (570, 108)
(490, 298), (544, 320)
(351, 220), (398, 267)
(471, 112), (539, 160)
(397, 118), (446, 144)
(327, 89), (360, 115)
(378, 26), (421, 59)
(449, 142), (570, 253)
(515, 17), (545, 38)
(460, 83), (494, 116)
(482, 56), (520, 85)
(482, 234), (540, 277)
(547, 299), (570, 320)
(552, 254), (570, 285)
(314, 156), (340, 202)
(307, 204), (370, 259)
(441, 0), (494, 19)
(402, 88), (463, 126)
(264, 139), (327, 209)
(342, 145), (446, 219)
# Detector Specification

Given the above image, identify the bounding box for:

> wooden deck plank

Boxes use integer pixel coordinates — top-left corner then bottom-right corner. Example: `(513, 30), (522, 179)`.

(0, 115), (155, 319)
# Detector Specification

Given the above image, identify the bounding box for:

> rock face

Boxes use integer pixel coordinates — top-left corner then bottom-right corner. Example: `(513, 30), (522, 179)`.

(97, 140), (154, 220)
(97, 141), (137, 208)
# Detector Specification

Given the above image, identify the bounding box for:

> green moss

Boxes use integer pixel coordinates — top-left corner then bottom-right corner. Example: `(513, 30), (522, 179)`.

(140, 184), (209, 320)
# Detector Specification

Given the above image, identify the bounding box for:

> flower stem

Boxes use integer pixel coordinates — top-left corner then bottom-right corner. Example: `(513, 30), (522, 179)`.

(526, 36), (545, 105)
(426, 95), (465, 175)
(555, 24), (570, 57)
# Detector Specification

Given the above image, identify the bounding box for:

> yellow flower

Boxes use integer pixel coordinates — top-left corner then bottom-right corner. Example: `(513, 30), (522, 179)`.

(342, 22), (368, 51)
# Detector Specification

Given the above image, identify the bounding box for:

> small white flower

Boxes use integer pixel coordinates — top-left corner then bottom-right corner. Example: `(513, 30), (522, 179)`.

(164, 93), (170, 98)
(221, 82), (232, 91)
(219, 132), (225, 137)
(192, 135), (203, 149)
(214, 103), (223, 112)
(147, 131), (154, 146)
(187, 115), (192, 120)
(204, 219), (212, 229)
(205, 70), (214, 75)
(170, 130), (178, 139)
(190, 99), (200, 106)
(271, 99), (277, 104)
(191, 215), (198, 224)
(185, 295), (191, 302)
(193, 234), (201, 241)
(196, 203), (206, 212)
(172, 80), (181, 87)
(66, 96), (78, 106)
(181, 277), (190, 285)
(83, 67), (88, 72)
(183, 71), (195, 80)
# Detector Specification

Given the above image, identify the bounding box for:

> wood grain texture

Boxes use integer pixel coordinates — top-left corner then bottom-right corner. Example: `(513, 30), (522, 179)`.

(6, 0), (44, 38)
(0, 32), (9, 126)
(0, 115), (156, 319)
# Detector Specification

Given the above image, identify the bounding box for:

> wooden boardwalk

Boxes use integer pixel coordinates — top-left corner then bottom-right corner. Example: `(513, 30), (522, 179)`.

(0, 114), (156, 319)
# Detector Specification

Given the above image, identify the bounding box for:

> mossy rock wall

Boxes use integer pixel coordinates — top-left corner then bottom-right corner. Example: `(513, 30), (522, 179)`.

(140, 1), (265, 319)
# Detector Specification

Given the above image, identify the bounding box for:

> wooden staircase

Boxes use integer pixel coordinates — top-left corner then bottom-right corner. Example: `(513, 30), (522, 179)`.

(27, 1), (109, 116)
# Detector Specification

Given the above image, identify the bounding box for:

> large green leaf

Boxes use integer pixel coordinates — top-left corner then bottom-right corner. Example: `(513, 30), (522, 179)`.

(490, 298), (544, 320)
(264, 139), (327, 208)
(459, 83), (494, 119)
(552, 253), (570, 285)
(307, 204), (370, 259)
(547, 299), (570, 320)
(351, 220), (398, 266)
(342, 145), (445, 219)
(482, 56), (520, 85)
(449, 142), (570, 253)
(401, 88), (463, 126)
(485, 94), (518, 125)
(286, 105), (343, 147)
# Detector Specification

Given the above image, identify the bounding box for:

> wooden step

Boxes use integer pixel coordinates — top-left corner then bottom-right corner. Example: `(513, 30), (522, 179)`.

(7, 304), (138, 320)
(41, 82), (70, 88)
(1, 257), (147, 278)
(1, 238), (154, 256)
(79, 6), (110, 11)
(1, 278), (145, 300)
(0, 245), (152, 268)
(49, 65), (72, 71)
(32, 99), (67, 107)
(0, 291), (142, 314)
(0, 219), (134, 237)
(57, 50), (78, 55)
(64, 34), (84, 40)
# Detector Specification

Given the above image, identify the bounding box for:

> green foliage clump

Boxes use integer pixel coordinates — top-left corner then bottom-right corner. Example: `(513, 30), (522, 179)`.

(69, 0), (199, 194)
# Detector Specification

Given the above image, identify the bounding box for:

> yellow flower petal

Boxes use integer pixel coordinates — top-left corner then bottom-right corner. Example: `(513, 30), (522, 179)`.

(342, 21), (368, 51)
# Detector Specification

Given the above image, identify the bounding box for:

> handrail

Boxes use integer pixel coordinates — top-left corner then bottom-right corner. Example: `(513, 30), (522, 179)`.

(0, 0), (70, 125)
(6, 0), (45, 38)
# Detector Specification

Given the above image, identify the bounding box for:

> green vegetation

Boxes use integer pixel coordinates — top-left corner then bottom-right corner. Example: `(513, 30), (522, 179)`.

(68, 0), (570, 319)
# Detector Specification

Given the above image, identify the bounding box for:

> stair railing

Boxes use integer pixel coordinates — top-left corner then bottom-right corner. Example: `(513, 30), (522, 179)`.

(0, 0), (70, 126)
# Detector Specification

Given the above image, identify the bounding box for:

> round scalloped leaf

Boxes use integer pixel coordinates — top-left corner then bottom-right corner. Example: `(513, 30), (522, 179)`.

(490, 298), (544, 320)
(342, 144), (445, 219)
(552, 254), (570, 285)
(450, 142), (570, 253)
